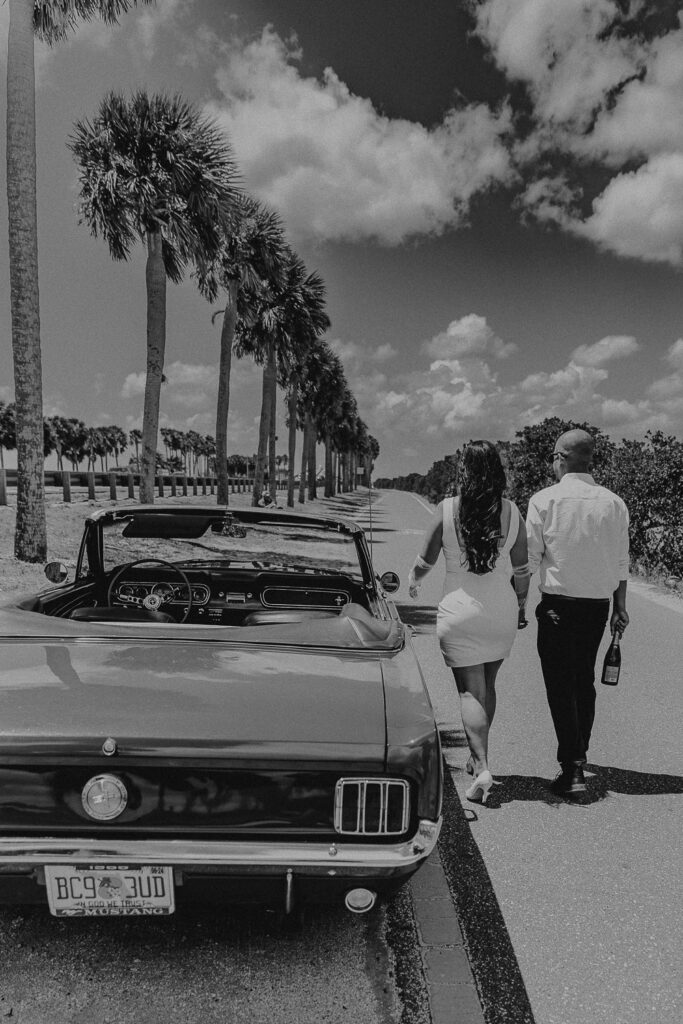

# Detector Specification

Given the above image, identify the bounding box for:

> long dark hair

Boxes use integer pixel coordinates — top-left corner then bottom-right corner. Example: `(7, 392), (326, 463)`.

(457, 440), (507, 574)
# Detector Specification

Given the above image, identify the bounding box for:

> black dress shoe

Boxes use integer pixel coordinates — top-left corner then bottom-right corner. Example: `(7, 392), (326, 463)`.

(551, 763), (587, 796)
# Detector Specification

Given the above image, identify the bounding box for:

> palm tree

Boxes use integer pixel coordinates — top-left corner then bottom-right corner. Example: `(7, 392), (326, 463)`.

(0, 401), (17, 470)
(237, 248), (330, 506)
(276, 261), (329, 506)
(293, 342), (342, 504)
(6, 0), (153, 559)
(129, 428), (142, 471)
(69, 90), (242, 502)
(196, 197), (286, 505)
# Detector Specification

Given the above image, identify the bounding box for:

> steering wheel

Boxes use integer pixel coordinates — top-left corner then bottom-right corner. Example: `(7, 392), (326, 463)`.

(106, 559), (194, 624)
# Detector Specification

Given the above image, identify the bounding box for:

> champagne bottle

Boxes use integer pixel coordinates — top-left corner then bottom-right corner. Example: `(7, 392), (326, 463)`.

(601, 629), (621, 686)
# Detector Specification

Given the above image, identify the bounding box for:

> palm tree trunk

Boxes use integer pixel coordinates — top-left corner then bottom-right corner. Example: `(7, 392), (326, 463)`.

(140, 229), (166, 503)
(287, 387), (297, 508)
(7, 0), (47, 561)
(298, 416), (309, 504)
(215, 279), (238, 505)
(324, 435), (334, 498)
(307, 414), (317, 501)
(268, 373), (277, 503)
(252, 341), (274, 505)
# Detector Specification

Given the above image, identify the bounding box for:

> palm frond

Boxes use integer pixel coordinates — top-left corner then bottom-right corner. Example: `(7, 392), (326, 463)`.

(68, 89), (243, 277)
(34, 1), (156, 45)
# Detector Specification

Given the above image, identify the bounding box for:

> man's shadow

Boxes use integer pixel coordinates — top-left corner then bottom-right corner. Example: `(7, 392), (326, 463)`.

(482, 764), (683, 808)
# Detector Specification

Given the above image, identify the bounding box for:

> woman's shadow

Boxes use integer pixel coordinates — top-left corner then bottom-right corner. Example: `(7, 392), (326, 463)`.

(484, 763), (683, 807)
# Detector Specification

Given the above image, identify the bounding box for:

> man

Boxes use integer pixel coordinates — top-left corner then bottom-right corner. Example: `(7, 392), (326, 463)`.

(526, 429), (629, 796)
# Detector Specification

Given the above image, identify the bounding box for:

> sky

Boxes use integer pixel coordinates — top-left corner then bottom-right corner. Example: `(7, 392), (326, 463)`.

(1, 0), (682, 479)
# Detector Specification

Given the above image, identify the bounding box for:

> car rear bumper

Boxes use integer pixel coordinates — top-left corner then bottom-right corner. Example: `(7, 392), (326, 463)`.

(0, 820), (440, 869)
(0, 820), (441, 907)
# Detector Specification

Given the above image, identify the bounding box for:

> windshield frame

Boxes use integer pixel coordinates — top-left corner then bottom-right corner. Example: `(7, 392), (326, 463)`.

(75, 506), (377, 591)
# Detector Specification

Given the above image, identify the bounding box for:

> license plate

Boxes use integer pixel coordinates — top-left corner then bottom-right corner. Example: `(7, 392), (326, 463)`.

(45, 865), (175, 916)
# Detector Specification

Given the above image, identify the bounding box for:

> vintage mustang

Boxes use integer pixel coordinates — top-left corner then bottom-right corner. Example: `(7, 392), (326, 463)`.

(0, 505), (442, 918)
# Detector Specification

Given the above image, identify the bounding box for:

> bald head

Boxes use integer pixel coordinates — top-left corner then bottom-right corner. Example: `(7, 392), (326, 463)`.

(555, 429), (594, 473)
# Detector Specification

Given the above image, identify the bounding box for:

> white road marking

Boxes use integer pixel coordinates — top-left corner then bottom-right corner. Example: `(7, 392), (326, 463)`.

(411, 494), (435, 515)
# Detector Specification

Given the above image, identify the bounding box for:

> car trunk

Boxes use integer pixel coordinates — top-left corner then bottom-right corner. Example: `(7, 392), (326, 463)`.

(0, 638), (392, 839)
(0, 638), (387, 762)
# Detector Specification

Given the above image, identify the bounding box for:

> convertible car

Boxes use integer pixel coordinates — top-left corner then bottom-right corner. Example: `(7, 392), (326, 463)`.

(0, 505), (442, 918)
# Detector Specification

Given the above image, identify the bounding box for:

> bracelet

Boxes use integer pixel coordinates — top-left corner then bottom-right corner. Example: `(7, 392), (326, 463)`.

(414, 555), (435, 571)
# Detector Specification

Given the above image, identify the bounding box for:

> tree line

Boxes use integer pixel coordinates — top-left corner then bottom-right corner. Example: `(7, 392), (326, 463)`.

(0, 404), (372, 495)
(376, 417), (683, 580)
(5, 1), (378, 563)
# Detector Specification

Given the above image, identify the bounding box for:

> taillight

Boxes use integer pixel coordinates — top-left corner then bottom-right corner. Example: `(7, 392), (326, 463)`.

(334, 778), (410, 835)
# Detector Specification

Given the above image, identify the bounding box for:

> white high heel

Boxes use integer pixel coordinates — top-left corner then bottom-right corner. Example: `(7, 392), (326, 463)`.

(465, 770), (493, 804)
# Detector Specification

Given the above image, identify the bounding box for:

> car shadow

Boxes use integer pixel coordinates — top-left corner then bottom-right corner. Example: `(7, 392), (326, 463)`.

(481, 764), (683, 809)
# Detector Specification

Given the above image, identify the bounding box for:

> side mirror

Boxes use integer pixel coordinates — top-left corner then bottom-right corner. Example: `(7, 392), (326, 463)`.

(379, 570), (400, 594)
(44, 561), (69, 584)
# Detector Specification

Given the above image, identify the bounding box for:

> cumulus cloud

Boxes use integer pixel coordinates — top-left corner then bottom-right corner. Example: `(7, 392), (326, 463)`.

(206, 27), (515, 244)
(121, 362), (218, 405)
(121, 372), (146, 399)
(472, 1), (683, 266)
(473, 1), (646, 134)
(666, 338), (683, 369)
(576, 155), (683, 264)
(424, 314), (517, 360)
(571, 335), (640, 366)
(135, 0), (190, 57)
(328, 338), (398, 370)
(345, 316), (683, 463)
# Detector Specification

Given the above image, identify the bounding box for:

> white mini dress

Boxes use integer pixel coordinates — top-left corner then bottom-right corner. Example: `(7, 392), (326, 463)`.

(436, 496), (520, 668)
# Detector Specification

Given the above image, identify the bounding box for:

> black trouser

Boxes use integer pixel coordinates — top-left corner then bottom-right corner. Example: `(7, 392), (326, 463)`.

(536, 595), (610, 765)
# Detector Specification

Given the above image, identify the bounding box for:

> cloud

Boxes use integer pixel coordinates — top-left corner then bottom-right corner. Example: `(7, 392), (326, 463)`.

(666, 338), (683, 369)
(328, 338), (398, 370)
(472, 1), (683, 266)
(121, 372), (146, 399)
(576, 155), (683, 265)
(571, 335), (640, 366)
(121, 361), (218, 405)
(424, 314), (517, 360)
(206, 27), (515, 244)
(346, 315), (683, 463)
(373, 344), (397, 362)
(135, 0), (193, 60)
(472, 0), (675, 159)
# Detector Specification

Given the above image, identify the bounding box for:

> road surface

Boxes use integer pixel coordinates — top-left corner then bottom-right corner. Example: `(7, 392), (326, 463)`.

(361, 487), (682, 1024)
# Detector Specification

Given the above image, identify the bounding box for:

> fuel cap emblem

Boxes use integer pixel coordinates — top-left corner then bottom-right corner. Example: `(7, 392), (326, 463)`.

(81, 774), (128, 821)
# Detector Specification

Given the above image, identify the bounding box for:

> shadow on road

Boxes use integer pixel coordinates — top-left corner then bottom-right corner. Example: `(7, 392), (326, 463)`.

(481, 764), (683, 809)
(438, 771), (536, 1024)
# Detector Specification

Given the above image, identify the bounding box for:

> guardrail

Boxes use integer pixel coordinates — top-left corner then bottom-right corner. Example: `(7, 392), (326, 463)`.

(0, 469), (266, 506)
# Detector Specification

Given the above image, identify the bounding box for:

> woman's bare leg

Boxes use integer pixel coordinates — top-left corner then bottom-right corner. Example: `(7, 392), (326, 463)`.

(452, 664), (488, 775)
(455, 660), (504, 776)
(483, 659), (503, 726)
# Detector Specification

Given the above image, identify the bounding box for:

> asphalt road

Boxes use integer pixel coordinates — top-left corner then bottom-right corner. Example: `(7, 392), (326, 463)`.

(362, 487), (683, 1024)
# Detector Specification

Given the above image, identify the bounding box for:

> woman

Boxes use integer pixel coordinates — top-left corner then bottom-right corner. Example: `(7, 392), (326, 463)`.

(408, 441), (529, 804)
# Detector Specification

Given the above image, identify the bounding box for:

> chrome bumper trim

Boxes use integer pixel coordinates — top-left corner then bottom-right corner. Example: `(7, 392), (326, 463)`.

(0, 819), (441, 872)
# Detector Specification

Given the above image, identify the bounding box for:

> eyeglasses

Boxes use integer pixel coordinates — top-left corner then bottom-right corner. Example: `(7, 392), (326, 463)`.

(549, 451), (565, 463)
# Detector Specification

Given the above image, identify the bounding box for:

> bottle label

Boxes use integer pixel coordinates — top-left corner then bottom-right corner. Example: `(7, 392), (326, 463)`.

(604, 666), (619, 683)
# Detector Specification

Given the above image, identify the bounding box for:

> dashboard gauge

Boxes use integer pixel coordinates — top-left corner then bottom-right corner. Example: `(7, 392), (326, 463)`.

(118, 584), (138, 600)
(151, 582), (177, 601)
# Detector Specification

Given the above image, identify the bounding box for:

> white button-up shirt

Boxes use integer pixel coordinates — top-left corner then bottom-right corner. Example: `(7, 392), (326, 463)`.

(526, 473), (629, 599)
